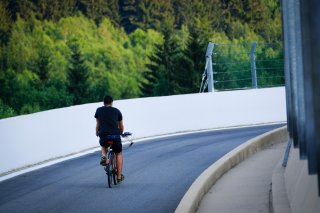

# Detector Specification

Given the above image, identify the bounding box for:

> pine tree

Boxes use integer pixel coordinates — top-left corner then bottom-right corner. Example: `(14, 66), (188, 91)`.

(141, 43), (162, 96)
(0, 1), (13, 45)
(104, 0), (121, 26)
(173, 19), (211, 94)
(142, 22), (178, 96)
(34, 43), (50, 83)
(6, 0), (38, 20)
(78, 0), (120, 25)
(67, 41), (89, 105)
(40, 0), (77, 21)
(119, 0), (137, 33)
(120, 0), (174, 33)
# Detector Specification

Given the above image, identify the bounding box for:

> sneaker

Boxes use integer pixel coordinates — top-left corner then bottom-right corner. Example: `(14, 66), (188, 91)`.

(100, 156), (106, 166)
(117, 174), (125, 184)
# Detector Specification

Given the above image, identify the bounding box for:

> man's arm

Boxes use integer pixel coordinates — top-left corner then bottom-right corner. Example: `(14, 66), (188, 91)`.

(96, 118), (100, 137)
(118, 120), (124, 134)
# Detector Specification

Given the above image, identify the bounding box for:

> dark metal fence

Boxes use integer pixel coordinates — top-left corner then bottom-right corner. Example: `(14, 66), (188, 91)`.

(281, 0), (320, 195)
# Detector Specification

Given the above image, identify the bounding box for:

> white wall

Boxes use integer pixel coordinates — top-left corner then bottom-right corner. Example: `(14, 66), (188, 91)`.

(0, 87), (286, 175)
(284, 147), (320, 213)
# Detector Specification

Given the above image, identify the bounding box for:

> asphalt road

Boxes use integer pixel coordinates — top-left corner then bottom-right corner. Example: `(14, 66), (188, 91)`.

(0, 124), (284, 213)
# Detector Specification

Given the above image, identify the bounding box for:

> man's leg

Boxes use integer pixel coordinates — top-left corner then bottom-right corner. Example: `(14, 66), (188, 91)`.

(100, 146), (108, 165)
(116, 152), (123, 178)
(101, 146), (107, 156)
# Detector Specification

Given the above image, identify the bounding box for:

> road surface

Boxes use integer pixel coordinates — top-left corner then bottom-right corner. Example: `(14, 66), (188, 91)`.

(0, 124), (284, 213)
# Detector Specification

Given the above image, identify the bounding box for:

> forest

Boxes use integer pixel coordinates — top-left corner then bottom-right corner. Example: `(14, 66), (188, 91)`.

(0, 0), (284, 118)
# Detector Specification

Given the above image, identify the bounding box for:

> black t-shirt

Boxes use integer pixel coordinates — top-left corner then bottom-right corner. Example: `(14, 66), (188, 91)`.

(94, 106), (123, 137)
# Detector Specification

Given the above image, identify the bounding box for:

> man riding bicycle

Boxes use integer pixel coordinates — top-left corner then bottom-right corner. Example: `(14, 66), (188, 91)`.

(95, 95), (125, 184)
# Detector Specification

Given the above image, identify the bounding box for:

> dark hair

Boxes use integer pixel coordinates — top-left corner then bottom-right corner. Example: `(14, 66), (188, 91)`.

(103, 95), (113, 104)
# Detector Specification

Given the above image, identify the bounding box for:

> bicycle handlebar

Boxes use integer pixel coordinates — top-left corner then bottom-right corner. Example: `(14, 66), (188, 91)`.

(121, 132), (133, 148)
(121, 132), (132, 137)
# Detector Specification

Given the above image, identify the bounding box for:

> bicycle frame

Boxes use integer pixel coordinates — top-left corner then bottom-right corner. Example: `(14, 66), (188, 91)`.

(105, 141), (117, 188)
(103, 132), (133, 188)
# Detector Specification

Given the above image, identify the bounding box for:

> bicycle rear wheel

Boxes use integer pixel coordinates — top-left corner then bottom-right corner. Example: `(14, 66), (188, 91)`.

(112, 153), (117, 185)
(106, 153), (113, 188)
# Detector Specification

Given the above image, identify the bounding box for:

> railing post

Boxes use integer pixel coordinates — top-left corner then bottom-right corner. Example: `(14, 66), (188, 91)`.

(250, 42), (258, 88)
(206, 42), (215, 92)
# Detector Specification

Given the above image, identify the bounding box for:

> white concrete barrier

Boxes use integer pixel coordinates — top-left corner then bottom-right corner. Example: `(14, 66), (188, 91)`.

(0, 87), (286, 176)
(284, 147), (320, 213)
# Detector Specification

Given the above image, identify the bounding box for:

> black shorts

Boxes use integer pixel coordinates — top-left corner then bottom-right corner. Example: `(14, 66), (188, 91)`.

(99, 135), (122, 153)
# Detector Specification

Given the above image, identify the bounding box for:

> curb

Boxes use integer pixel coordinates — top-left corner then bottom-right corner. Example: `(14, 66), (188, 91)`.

(175, 125), (288, 213)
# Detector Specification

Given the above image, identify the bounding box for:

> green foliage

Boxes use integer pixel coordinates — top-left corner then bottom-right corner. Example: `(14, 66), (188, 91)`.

(67, 39), (89, 105)
(142, 43), (165, 96)
(212, 33), (284, 90)
(0, 99), (16, 119)
(39, 0), (78, 21)
(174, 20), (212, 94)
(0, 1), (13, 45)
(78, 0), (120, 26)
(255, 42), (284, 87)
(0, 0), (283, 119)
(142, 21), (190, 96)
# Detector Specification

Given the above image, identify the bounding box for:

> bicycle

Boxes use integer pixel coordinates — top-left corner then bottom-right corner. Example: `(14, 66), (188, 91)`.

(104, 132), (133, 188)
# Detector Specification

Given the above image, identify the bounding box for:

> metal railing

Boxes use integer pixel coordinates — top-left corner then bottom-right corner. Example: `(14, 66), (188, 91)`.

(200, 42), (285, 92)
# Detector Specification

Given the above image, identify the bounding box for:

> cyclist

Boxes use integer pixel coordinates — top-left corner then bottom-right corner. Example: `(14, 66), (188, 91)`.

(94, 95), (125, 184)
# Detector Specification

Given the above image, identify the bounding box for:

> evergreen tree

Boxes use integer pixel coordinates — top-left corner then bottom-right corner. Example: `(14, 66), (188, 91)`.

(78, 0), (120, 25)
(141, 42), (162, 96)
(0, 0), (284, 118)
(36, 46), (50, 82)
(0, 1), (13, 45)
(160, 25), (175, 95)
(172, 35), (200, 94)
(0, 98), (16, 119)
(119, 0), (137, 33)
(67, 40), (89, 105)
(104, 0), (121, 26)
(39, 0), (77, 21)
(120, 0), (173, 33)
(173, 19), (211, 93)
(142, 22), (178, 96)
(6, 0), (37, 20)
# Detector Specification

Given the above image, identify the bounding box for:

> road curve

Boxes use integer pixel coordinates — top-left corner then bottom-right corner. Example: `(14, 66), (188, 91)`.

(0, 124), (284, 213)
